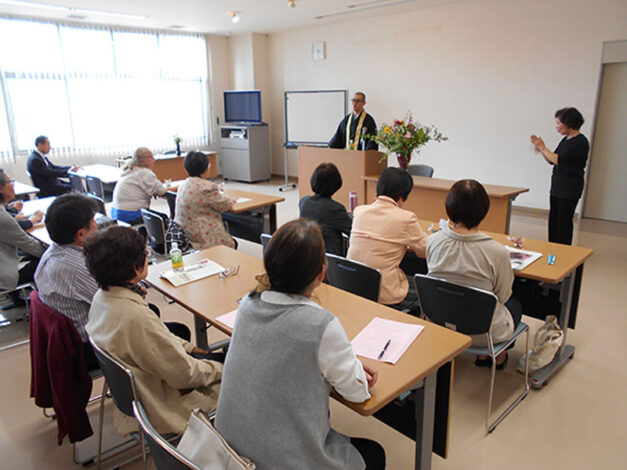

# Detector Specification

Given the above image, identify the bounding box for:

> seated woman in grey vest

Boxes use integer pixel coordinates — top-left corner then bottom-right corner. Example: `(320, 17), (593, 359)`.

(426, 179), (523, 370)
(215, 218), (385, 470)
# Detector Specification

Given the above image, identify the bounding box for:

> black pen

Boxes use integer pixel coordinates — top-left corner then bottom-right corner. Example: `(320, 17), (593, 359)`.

(377, 339), (391, 360)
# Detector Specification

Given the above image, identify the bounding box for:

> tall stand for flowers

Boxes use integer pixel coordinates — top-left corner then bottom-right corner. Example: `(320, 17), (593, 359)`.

(367, 112), (447, 170)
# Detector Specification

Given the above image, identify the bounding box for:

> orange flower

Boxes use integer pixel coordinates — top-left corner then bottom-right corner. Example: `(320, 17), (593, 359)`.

(384, 126), (391, 134)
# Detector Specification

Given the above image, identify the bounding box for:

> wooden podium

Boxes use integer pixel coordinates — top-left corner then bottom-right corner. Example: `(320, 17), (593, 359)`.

(298, 147), (386, 208)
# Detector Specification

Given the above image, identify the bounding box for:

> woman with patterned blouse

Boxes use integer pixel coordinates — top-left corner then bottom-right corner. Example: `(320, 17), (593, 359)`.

(174, 151), (236, 249)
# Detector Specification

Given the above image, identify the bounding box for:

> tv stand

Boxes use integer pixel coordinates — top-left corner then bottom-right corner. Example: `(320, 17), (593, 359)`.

(220, 123), (271, 183)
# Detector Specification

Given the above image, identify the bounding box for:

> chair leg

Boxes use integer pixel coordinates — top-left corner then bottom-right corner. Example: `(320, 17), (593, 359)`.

(486, 328), (531, 433)
(140, 429), (147, 470)
(96, 381), (108, 470)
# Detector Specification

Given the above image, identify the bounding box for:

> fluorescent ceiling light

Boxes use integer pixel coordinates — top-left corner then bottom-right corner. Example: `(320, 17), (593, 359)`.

(315, 0), (415, 19)
(0, 0), (151, 21)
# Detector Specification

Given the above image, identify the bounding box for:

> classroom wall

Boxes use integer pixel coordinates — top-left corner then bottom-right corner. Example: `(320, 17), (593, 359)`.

(264, 0), (627, 210)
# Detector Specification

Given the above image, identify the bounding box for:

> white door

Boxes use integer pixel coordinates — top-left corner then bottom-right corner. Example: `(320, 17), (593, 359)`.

(583, 62), (627, 222)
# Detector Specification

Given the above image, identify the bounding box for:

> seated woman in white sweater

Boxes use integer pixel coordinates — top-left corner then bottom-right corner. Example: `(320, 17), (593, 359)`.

(111, 147), (170, 224)
(215, 219), (385, 470)
(426, 179), (522, 370)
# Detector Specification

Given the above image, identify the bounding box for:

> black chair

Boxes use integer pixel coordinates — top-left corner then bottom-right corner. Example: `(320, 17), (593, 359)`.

(69, 173), (85, 193)
(85, 176), (105, 199)
(89, 338), (147, 470)
(86, 193), (106, 216)
(325, 253), (381, 302)
(260, 233), (271, 253)
(414, 274), (529, 433)
(407, 164), (434, 178)
(133, 401), (200, 470)
(141, 208), (169, 255)
(165, 191), (177, 219)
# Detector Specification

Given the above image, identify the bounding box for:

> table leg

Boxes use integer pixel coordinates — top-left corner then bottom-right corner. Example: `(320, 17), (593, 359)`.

(530, 272), (576, 389)
(505, 197), (513, 234)
(262, 205), (277, 234)
(194, 315), (209, 350)
(414, 371), (437, 470)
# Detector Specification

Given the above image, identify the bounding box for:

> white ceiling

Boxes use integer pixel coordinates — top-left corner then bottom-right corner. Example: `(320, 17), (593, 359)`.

(0, 0), (466, 35)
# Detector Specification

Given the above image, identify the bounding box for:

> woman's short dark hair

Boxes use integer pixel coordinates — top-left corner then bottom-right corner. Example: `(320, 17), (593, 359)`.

(376, 167), (414, 202)
(264, 219), (326, 295)
(445, 179), (490, 229)
(84, 226), (147, 290)
(555, 107), (584, 130)
(46, 194), (97, 245)
(184, 151), (209, 177)
(310, 162), (342, 197)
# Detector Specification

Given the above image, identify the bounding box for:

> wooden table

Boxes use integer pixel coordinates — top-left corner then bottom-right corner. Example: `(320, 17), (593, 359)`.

(169, 185), (285, 240)
(13, 181), (40, 200)
(487, 230), (593, 388)
(23, 197), (56, 245)
(69, 164), (122, 185)
(364, 175), (528, 234)
(146, 246), (470, 470)
(414, 221), (593, 389)
(153, 153), (217, 182)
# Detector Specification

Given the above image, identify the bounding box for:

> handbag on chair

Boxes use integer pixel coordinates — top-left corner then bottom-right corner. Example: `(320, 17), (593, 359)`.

(177, 409), (255, 470)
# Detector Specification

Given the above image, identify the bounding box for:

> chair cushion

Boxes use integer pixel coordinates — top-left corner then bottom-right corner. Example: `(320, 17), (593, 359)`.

(466, 321), (528, 357)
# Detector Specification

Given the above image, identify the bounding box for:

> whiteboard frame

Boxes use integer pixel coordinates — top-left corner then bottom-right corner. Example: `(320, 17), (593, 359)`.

(284, 89), (347, 147)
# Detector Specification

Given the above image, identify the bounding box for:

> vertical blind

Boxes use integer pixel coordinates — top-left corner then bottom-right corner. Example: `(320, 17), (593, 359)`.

(0, 17), (209, 162)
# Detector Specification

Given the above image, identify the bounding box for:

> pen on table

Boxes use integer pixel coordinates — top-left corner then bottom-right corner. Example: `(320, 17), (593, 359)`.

(377, 339), (391, 360)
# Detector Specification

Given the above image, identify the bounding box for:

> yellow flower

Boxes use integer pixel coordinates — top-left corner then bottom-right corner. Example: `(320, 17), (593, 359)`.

(384, 126), (391, 134)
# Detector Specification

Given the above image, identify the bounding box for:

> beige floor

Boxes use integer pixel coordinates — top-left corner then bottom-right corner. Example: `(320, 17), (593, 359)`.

(1, 176), (626, 469)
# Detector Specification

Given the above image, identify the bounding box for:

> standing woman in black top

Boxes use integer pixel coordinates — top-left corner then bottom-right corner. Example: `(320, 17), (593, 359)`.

(530, 107), (589, 245)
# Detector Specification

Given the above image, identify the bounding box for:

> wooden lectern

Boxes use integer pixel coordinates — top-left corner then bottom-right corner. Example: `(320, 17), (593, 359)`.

(298, 147), (386, 208)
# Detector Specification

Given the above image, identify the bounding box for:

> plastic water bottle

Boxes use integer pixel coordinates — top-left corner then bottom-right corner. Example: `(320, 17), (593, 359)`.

(349, 191), (358, 212)
(170, 242), (184, 271)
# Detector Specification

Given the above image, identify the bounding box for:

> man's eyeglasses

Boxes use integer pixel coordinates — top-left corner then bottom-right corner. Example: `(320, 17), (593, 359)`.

(351, 99), (364, 103)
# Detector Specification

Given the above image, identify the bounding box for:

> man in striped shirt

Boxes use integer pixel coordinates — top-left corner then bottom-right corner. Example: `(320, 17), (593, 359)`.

(35, 194), (99, 370)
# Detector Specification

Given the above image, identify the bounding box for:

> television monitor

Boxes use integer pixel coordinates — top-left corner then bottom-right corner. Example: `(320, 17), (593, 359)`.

(224, 90), (262, 124)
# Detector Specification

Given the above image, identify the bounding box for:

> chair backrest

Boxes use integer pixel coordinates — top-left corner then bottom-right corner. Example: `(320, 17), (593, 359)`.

(85, 176), (105, 198)
(133, 401), (200, 470)
(88, 337), (138, 417)
(414, 274), (496, 335)
(407, 164), (434, 178)
(165, 191), (177, 219)
(326, 253), (381, 302)
(260, 233), (271, 253)
(141, 208), (168, 254)
(69, 173), (85, 193)
(86, 193), (106, 216)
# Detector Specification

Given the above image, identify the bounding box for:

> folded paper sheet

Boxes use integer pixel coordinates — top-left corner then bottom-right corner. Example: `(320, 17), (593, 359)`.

(160, 259), (225, 287)
(351, 317), (424, 364)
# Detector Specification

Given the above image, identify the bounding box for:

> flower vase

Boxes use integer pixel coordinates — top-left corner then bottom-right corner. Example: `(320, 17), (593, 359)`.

(176, 142), (181, 157)
(396, 153), (411, 171)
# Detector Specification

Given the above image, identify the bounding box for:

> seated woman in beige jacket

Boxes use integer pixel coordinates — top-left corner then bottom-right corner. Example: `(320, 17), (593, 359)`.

(347, 167), (428, 315)
(85, 226), (222, 435)
(426, 180), (522, 370)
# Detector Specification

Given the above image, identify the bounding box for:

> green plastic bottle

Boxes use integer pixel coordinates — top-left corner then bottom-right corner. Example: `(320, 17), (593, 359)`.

(170, 242), (184, 271)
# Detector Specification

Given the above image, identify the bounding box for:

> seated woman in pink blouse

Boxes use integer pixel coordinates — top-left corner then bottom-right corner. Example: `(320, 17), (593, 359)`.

(174, 152), (236, 249)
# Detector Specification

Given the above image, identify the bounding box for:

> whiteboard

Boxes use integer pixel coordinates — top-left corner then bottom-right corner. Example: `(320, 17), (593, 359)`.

(284, 90), (347, 146)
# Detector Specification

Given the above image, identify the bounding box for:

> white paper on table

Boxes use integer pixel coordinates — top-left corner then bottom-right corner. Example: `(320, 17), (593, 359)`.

(351, 317), (424, 364)
(160, 259), (224, 287)
(505, 246), (542, 271)
(216, 309), (238, 329)
(235, 197), (251, 204)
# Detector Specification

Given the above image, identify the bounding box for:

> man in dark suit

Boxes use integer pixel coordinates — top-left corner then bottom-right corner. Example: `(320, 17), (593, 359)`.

(26, 136), (74, 197)
(329, 92), (378, 151)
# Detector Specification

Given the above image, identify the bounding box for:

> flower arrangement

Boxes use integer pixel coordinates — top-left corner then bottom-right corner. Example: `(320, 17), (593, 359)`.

(174, 134), (182, 156)
(368, 112), (447, 170)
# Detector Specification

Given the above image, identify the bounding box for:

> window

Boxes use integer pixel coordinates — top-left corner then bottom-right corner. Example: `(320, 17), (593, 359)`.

(0, 18), (209, 159)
